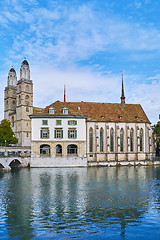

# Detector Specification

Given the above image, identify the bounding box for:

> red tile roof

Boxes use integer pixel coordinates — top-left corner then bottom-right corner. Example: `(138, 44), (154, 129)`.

(32, 101), (150, 123)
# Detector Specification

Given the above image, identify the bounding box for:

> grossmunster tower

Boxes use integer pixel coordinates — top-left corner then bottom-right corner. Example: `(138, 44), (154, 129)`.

(4, 59), (33, 146)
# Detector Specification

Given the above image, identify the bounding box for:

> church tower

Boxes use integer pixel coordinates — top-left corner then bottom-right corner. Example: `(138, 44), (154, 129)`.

(16, 59), (33, 146)
(4, 67), (17, 133)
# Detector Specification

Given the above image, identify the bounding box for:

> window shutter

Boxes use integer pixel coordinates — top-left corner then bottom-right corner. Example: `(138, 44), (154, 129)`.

(75, 121), (77, 125)
(40, 130), (42, 138)
(54, 130), (56, 138)
(61, 130), (63, 138)
(75, 130), (77, 139)
(48, 130), (50, 138)
(68, 121), (70, 125)
(68, 130), (70, 138)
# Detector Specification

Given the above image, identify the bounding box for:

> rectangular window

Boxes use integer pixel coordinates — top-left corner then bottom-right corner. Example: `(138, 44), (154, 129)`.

(63, 108), (68, 114)
(40, 129), (49, 139)
(42, 120), (48, 125)
(56, 120), (62, 125)
(54, 129), (63, 139)
(49, 108), (55, 114)
(68, 129), (77, 139)
(68, 120), (77, 125)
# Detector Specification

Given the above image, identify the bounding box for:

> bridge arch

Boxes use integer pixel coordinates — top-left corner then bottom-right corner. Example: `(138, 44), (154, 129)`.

(0, 163), (4, 170)
(9, 159), (21, 168)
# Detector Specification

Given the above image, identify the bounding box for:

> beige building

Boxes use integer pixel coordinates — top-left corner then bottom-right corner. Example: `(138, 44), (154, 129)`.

(4, 59), (33, 146)
(30, 100), (153, 167)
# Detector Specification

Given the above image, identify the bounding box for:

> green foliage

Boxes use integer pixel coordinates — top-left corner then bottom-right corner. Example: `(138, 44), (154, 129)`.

(153, 121), (160, 146)
(0, 119), (18, 146)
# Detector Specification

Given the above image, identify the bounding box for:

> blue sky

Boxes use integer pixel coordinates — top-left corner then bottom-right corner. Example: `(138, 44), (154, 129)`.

(0, 0), (160, 123)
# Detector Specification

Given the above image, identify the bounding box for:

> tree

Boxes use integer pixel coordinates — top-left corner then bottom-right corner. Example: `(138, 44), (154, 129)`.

(0, 119), (18, 146)
(153, 121), (160, 156)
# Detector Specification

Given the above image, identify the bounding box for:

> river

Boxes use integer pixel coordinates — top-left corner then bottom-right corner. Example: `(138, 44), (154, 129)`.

(0, 166), (160, 239)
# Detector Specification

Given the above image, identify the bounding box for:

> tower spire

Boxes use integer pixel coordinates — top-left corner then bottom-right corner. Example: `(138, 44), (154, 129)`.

(64, 84), (66, 103)
(121, 71), (125, 106)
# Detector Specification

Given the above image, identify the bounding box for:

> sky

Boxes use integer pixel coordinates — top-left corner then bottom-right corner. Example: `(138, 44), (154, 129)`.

(0, 0), (160, 124)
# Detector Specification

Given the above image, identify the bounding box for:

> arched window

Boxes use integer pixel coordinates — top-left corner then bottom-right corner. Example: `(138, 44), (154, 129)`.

(18, 95), (21, 105)
(120, 128), (124, 152)
(26, 85), (29, 92)
(12, 116), (14, 127)
(12, 101), (16, 110)
(40, 144), (50, 155)
(140, 129), (143, 152)
(25, 95), (29, 104)
(100, 128), (103, 152)
(130, 128), (134, 152)
(56, 144), (62, 154)
(67, 144), (78, 155)
(89, 128), (93, 152)
(110, 128), (114, 152)
(6, 100), (8, 110)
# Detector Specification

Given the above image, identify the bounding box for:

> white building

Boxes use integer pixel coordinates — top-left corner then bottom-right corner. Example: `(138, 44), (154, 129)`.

(30, 102), (87, 167)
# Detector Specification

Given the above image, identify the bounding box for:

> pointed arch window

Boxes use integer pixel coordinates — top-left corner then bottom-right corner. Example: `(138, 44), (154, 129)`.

(110, 128), (114, 152)
(12, 101), (16, 111)
(11, 116), (14, 127)
(18, 95), (21, 105)
(140, 129), (143, 152)
(89, 128), (93, 152)
(120, 128), (124, 152)
(130, 128), (134, 152)
(25, 95), (29, 105)
(6, 100), (8, 110)
(26, 85), (29, 92)
(100, 128), (104, 152)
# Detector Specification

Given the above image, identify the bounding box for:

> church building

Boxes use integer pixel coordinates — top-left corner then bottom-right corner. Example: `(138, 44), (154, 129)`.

(4, 59), (154, 167)
(4, 59), (33, 146)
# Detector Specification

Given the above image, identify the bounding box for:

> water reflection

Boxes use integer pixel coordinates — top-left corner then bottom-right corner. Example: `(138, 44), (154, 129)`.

(4, 169), (34, 240)
(0, 166), (160, 239)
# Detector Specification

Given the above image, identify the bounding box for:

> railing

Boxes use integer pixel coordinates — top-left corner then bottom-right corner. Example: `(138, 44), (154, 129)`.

(0, 151), (31, 158)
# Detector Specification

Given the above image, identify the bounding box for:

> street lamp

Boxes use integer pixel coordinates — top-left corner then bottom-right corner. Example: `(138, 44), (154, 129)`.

(5, 139), (6, 152)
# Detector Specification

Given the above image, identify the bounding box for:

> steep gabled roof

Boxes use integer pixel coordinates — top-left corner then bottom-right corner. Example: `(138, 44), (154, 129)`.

(32, 101), (150, 123)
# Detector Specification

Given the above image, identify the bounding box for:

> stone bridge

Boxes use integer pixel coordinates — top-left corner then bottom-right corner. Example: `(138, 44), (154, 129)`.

(0, 150), (31, 171)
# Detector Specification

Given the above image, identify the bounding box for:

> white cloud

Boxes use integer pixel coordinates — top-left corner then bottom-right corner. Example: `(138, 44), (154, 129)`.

(0, 0), (160, 124)
(1, 62), (160, 124)
(2, 1), (160, 66)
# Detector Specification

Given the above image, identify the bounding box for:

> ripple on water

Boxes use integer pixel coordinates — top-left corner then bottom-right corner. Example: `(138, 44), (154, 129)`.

(0, 167), (160, 240)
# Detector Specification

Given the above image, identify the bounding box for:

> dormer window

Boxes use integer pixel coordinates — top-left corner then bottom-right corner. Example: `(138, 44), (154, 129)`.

(49, 108), (55, 114)
(63, 107), (68, 114)
(135, 116), (139, 120)
(119, 115), (122, 120)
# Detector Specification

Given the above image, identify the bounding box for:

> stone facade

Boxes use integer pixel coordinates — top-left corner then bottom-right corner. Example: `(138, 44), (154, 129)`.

(86, 121), (153, 164)
(4, 60), (33, 146)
